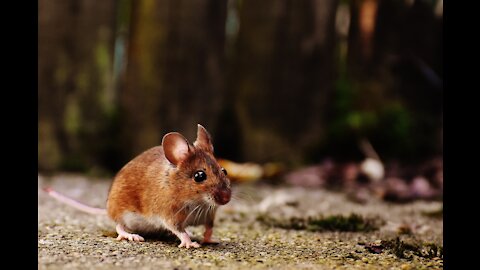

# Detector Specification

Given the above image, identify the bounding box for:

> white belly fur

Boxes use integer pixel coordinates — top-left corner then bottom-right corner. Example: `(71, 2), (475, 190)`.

(121, 212), (169, 234)
(121, 206), (215, 234)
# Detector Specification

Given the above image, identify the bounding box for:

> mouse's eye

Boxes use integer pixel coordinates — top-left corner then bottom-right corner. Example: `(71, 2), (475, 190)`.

(193, 170), (207, 182)
(221, 167), (227, 176)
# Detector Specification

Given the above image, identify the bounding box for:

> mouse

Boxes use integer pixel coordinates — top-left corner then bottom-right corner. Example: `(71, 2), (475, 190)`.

(44, 124), (232, 248)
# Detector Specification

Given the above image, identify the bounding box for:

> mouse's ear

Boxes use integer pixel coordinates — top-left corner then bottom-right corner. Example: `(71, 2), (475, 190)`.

(194, 124), (214, 153)
(162, 132), (191, 165)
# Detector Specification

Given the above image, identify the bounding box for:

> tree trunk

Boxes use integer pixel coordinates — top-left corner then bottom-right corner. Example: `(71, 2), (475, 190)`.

(119, 0), (227, 160)
(228, 0), (338, 165)
(38, 0), (116, 172)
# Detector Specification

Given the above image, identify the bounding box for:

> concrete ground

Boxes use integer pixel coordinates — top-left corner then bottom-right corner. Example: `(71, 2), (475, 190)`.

(38, 174), (443, 269)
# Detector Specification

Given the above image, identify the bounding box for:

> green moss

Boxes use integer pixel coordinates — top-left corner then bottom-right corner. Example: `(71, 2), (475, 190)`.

(380, 237), (443, 260)
(309, 214), (380, 232)
(382, 237), (417, 260)
(421, 243), (444, 259)
(101, 230), (118, 238)
(257, 213), (382, 232)
(396, 224), (413, 235)
(422, 207), (443, 219)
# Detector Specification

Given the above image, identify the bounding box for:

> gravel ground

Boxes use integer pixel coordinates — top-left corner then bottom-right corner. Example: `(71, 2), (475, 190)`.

(38, 174), (443, 270)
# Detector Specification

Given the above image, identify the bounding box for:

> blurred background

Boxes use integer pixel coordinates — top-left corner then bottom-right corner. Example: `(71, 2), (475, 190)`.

(38, 0), (442, 201)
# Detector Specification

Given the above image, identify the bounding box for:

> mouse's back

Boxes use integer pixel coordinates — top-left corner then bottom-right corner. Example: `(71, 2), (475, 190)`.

(106, 146), (170, 222)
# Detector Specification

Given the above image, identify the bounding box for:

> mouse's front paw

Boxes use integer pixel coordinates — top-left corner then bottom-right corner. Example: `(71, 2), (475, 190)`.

(201, 238), (220, 245)
(178, 240), (201, 248)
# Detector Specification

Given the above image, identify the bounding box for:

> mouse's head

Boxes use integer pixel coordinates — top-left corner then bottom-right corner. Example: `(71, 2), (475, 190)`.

(162, 124), (231, 206)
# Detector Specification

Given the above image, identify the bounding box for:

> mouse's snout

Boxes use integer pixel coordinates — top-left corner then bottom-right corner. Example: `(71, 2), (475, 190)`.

(213, 187), (231, 205)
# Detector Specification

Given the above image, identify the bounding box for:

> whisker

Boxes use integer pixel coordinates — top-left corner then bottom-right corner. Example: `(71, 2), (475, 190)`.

(204, 203), (212, 222)
(193, 203), (201, 224)
(174, 202), (190, 217)
(232, 190), (255, 203)
(205, 204), (213, 225)
(210, 204), (217, 218)
(183, 204), (201, 227)
(194, 206), (204, 225)
(231, 194), (252, 204)
(210, 205), (216, 219)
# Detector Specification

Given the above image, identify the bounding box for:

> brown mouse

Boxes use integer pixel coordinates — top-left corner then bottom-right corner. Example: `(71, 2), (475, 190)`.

(44, 124), (232, 248)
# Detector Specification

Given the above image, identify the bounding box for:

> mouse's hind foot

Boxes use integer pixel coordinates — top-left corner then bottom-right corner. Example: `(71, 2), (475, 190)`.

(116, 224), (145, 242)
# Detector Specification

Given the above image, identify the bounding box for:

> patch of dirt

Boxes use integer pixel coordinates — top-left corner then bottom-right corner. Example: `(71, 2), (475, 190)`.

(38, 174), (443, 269)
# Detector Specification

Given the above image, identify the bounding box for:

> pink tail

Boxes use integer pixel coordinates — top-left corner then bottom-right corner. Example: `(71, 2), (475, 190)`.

(42, 187), (107, 215)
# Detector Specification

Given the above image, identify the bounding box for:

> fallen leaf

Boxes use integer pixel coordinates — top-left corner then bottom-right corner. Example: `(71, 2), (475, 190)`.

(365, 242), (385, 254)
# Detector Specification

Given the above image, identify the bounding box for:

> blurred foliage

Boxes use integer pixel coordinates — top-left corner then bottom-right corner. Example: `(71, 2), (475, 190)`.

(38, 0), (442, 174)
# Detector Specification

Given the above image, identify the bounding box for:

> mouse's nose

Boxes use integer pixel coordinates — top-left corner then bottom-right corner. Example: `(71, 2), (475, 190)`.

(213, 188), (231, 205)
